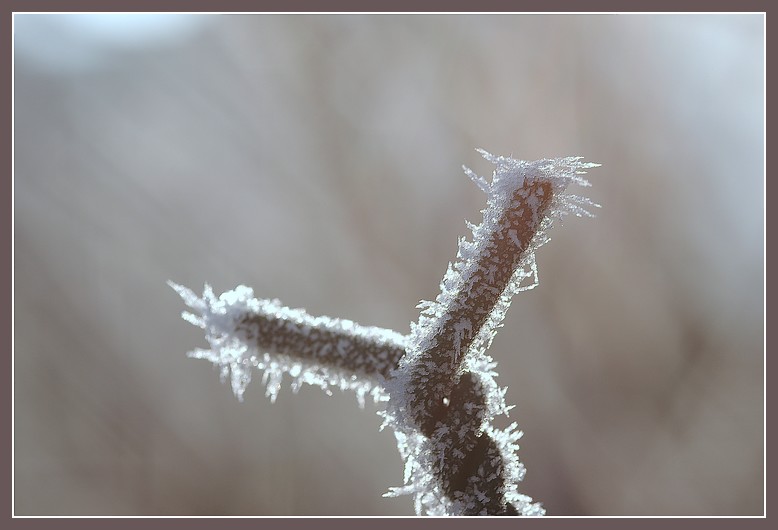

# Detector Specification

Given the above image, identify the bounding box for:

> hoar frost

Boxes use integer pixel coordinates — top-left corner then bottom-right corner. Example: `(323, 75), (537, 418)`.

(170, 149), (599, 516)
(382, 150), (598, 515)
(168, 281), (406, 406)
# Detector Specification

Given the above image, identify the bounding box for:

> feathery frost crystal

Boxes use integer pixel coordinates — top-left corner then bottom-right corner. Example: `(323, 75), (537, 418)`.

(170, 149), (599, 516)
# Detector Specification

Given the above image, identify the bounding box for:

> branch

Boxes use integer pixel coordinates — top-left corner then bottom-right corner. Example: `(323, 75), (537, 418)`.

(169, 149), (599, 516)
(382, 151), (599, 515)
(168, 282), (406, 406)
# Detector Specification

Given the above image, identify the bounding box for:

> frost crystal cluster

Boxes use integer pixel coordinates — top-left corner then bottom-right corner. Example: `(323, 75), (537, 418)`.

(170, 149), (599, 516)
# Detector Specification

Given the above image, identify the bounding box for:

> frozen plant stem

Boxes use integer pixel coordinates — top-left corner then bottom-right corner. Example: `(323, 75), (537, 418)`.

(170, 149), (599, 516)
(406, 176), (555, 437)
(166, 282), (407, 405)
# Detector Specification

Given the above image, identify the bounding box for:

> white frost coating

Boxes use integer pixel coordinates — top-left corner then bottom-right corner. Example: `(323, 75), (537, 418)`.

(382, 355), (544, 515)
(407, 151), (599, 374)
(169, 281), (257, 401)
(168, 281), (404, 406)
(382, 150), (599, 515)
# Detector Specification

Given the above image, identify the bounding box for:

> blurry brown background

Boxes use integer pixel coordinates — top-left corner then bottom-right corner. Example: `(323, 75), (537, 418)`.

(13, 14), (764, 515)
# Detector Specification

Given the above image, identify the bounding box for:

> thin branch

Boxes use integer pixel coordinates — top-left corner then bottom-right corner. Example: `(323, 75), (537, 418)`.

(168, 282), (406, 405)
(405, 177), (555, 437)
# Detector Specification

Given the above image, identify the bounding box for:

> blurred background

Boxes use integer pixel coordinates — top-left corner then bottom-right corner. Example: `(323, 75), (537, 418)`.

(13, 14), (764, 516)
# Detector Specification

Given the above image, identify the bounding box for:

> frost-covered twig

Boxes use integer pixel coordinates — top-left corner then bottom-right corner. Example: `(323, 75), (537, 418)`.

(170, 149), (599, 516)
(167, 282), (407, 406)
(382, 151), (598, 515)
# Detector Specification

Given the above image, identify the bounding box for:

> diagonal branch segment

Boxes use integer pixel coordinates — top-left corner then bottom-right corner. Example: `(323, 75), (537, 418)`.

(407, 178), (555, 437)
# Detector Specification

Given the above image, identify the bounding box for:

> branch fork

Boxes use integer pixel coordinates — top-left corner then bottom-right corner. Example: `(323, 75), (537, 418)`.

(170, 149), (599, 516)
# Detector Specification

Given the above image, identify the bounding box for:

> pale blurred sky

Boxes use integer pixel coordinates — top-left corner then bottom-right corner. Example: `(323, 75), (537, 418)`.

(14, 14), (209, 72)
(13, 13), (764, 516)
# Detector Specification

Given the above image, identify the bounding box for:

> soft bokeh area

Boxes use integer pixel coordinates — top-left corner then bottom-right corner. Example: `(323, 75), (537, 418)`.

(14, 14), (764, 515)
